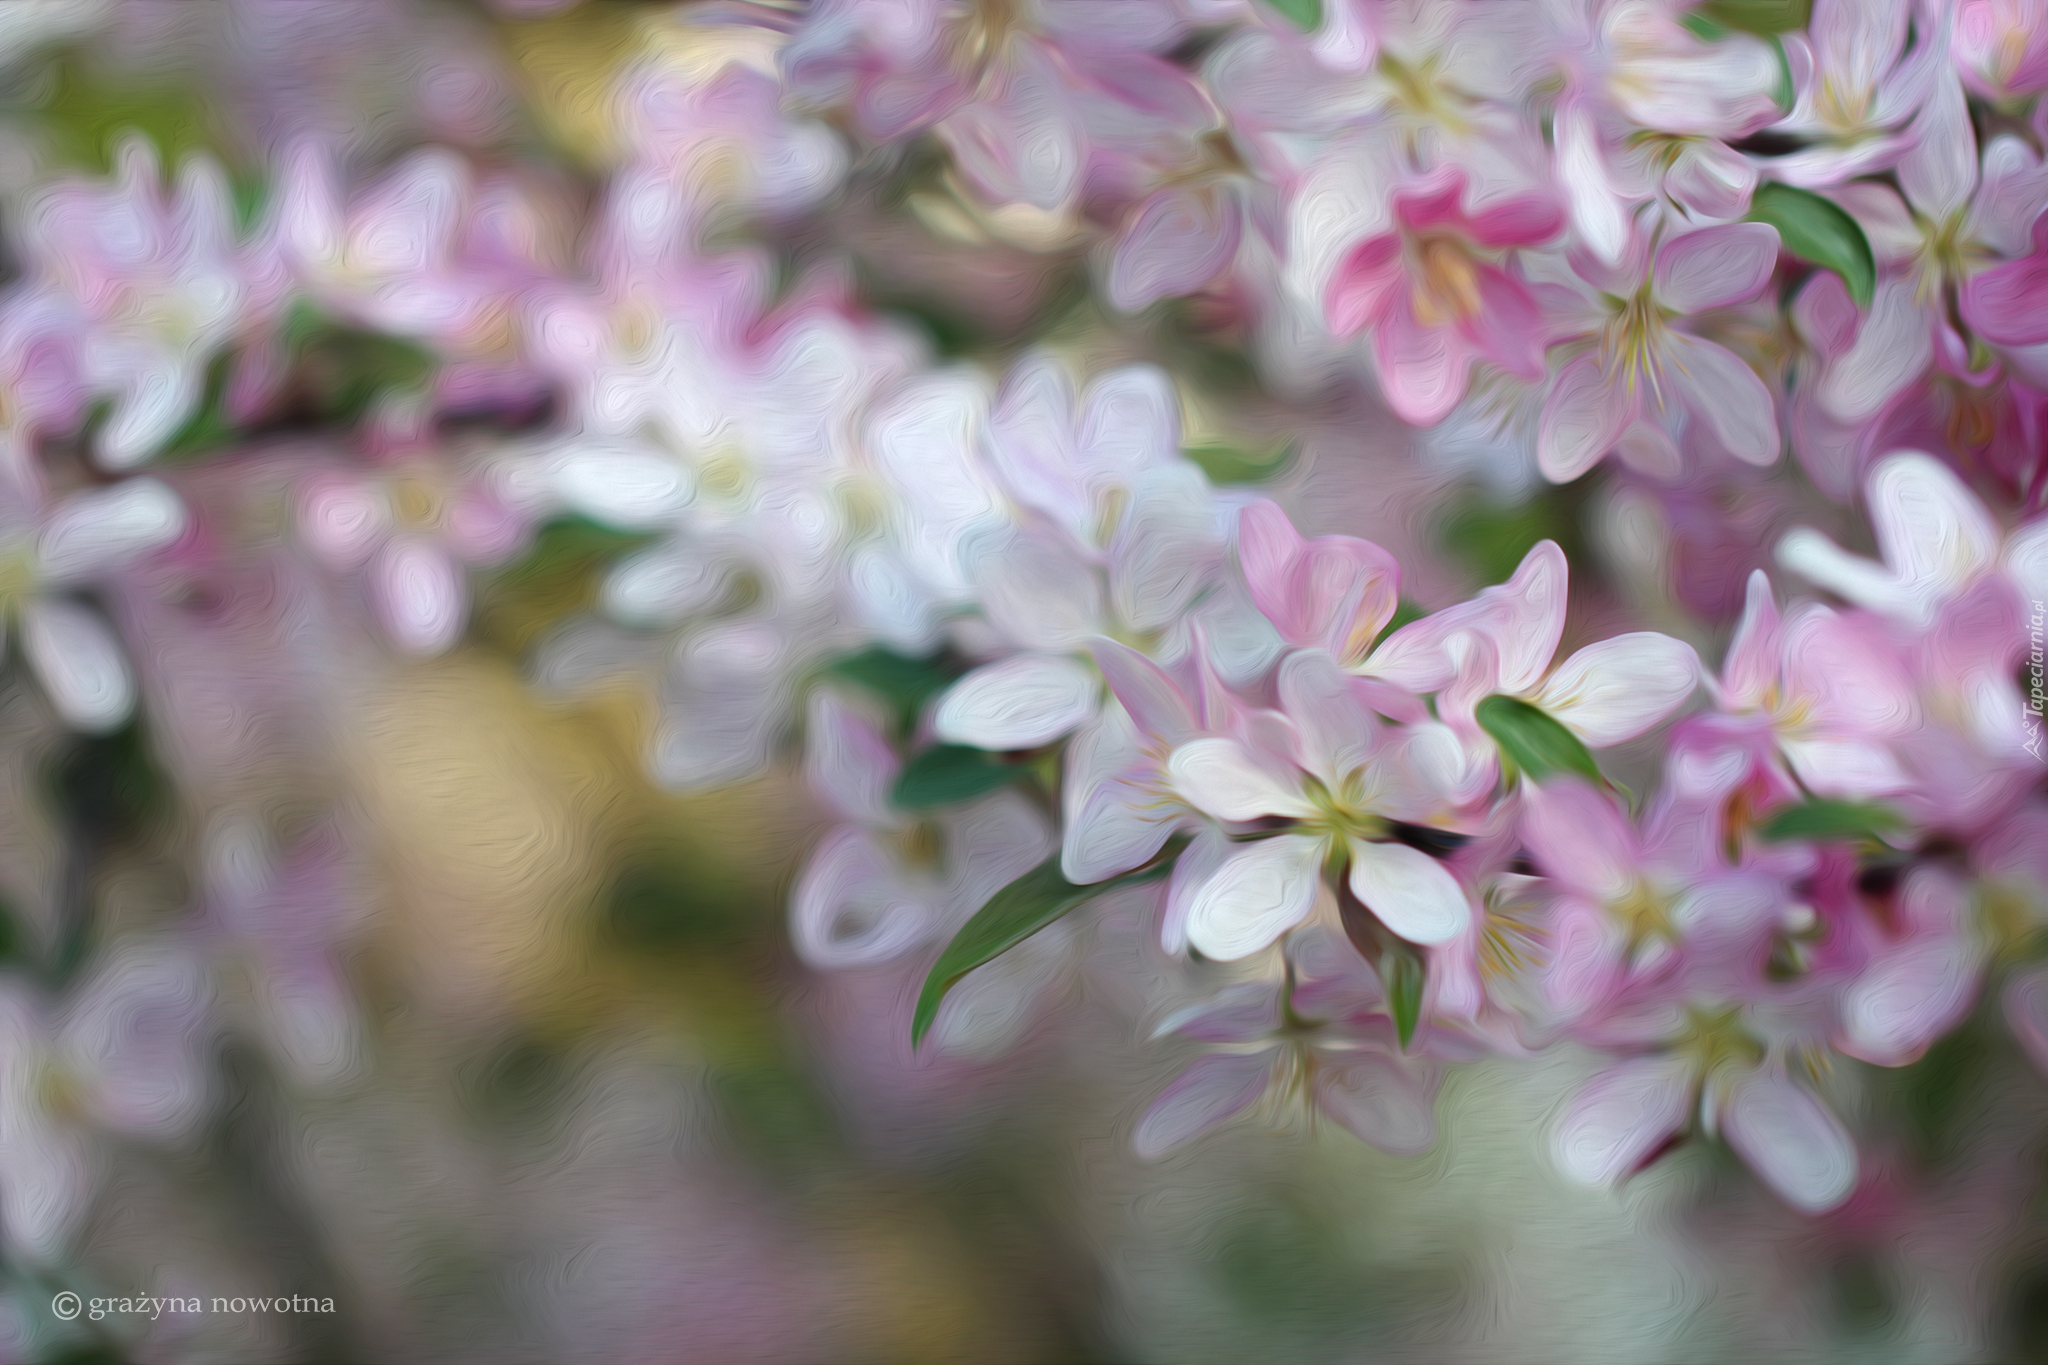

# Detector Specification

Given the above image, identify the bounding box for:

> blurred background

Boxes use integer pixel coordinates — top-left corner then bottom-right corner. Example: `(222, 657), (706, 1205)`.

(1, 2), (2047, 1363)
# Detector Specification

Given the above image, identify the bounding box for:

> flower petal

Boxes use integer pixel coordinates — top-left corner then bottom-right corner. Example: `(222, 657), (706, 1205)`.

(36, 479), (187, 582)
(1553, 1055), (1695, 1188)
(1538, 354), (1634, 484)
(1666, 332), (1778, 466)
(372, 537), (467, 656)
(20, 597), (136, 733)
(1536, 633), (1701, 747)
(1655, 223), (1780, 313)
(1167, 736), (1313, 822)
(1346, 838), (1470, 946)
(932, 653), (1099, 750)
(1314, 1052), (1438, 1154)
(1183, 834), (1324, 961)
(789, 827), (935, 969)
(1718, 1072), (1858, 1213)
(1133, 1050), (1275, 1159)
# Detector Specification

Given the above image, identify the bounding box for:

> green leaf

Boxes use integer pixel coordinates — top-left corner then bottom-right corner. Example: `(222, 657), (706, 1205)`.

(1474, 695), (1602, 785)
(1263, 0), (1322, 31)
(1381, 945), (1425, 1050)
(824, 647), (958, 718)
(1182, 442), (1296, 486)
(1696, 0), (1812, 35)
(913, 851), (1177, 1046)
(891, 744), (1023, 811)
(1747, 182), (1876, 308)
(1759, 799), (1905, 844)
(155, 350), (240, 462)
(1680, 11), (1731, 40)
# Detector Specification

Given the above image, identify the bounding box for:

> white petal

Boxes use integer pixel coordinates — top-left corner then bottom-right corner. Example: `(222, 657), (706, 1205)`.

(1133, 1050), (1275, 1159)
(372, 537), (466, 656)
(1778, 734), (1910, 797)
(1867, 451), (2000, 601)
(21, 598), (136, 732)
(932, 653), (1098, 750)
(36, 479), (187, 582)
(1553, 1055), (1695, 1188)
(1776, 527), (1920, 621)
(1898, 72), (1976, 221)
(1183, 834), (1324, 961)
(789, 827), (935, 969)
(97, 354), (200, 470)
(2006, 519), (2048, 607)
(1718, 1073), (1858, 1213)
(1536, 633), (1701, 747)
(1346, 839), (1468, 946)
(1167, 737), (1313, 822)
(547, 440), (693, 528)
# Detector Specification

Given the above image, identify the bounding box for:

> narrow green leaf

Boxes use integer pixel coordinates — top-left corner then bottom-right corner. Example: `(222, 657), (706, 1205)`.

(1474, 695), (1602, 784)
(913, 852), (1176, 1046)
(1680, 11), (1731, 41)
(1747, 182), (1876, 308)
(1382, 946), (1425, 1050)
(891, 744), (1022, 811)
(1697, 0), (1812, 35)
(1759, 799), (1905, 844)
(1263, 0), (1322, 32)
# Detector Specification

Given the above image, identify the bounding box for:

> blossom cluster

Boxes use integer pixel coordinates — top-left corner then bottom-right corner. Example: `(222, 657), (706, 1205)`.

(0, 0), (2044, 1281)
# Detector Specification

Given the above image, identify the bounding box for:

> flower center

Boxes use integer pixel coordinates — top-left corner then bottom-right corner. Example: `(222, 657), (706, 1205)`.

(1409, 235), (1485, 327)
(1604, 280), (1670, 401)
(1300, 772), (1390, 845)
(1674, 1002), (1766, 1077)
(1610, 877), (1676, 951)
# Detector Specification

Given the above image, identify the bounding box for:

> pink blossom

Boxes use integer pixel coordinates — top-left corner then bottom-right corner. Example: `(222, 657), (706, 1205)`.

(1538, 222), (1784, 482)
(1325, 169), (1562, 426)
(1134, 927), (1440, 1158)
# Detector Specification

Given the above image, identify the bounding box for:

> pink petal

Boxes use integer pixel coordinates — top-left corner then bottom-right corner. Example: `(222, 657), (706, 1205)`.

(1325, 233), (1403, 338)
(1108, 185), (1243, 313)
(1538, 354), (1635, 483)
(1360, 540), (1567, 696)
(1089, 636), (1196, 741)
(1237, 500), (1401, 663)
(790, 827), (936, 969)
(1168, 736), (1313, 822)
(1458, 193), (1563, 249)
(1718, 1073), (1858, 1213)
(1965, 251), (2048, 345)
(1717, 571), (1781, 711)
(1314, 1053), (1438, 1154)
(1655, 223), (1781, 313)
(1519, 777), (1639, 904)
(1537, 633), (1702, 747)
(1374, 295), (1478, 427)
(1666, 332), (1779, 465)
(1133, 1050), (1275, 1159)
(1462, 264), (1549, 380)
(372, 537), (467, 656)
